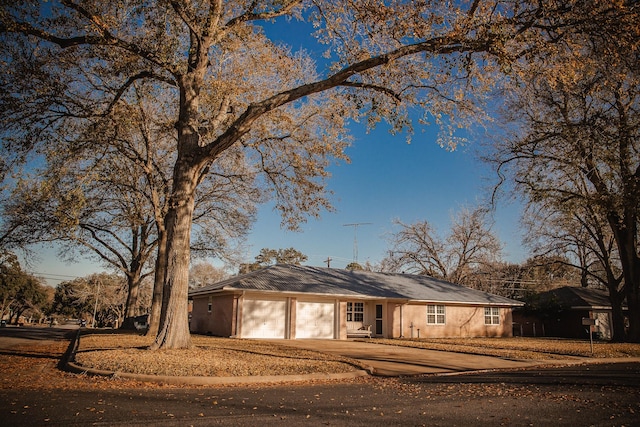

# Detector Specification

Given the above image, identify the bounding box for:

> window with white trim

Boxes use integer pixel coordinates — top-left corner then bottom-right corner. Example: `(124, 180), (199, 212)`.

(347, 302), (364, 322)
(427, 305), (446, 325)
(484, 307), (500, 325)
(207, 297), (212, 314)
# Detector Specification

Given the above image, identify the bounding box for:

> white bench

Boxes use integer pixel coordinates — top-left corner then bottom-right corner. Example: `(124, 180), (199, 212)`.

(347, 324), (372, 338)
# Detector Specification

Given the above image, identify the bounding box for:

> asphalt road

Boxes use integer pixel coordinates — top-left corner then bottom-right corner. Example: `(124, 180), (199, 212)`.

(1, 327), (639, 426)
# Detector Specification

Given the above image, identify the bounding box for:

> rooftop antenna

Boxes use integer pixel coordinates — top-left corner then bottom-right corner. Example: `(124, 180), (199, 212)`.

(343, 222), (372, 264)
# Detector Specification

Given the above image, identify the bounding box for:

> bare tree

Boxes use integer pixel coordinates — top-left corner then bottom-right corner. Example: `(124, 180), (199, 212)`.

(1, 80), (260, 332)
(383, 206), (503, 286)
(52, 272), (143, 328)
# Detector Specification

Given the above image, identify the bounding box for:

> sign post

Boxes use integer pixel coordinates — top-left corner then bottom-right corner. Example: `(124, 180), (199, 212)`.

(582, 318), (596, 355)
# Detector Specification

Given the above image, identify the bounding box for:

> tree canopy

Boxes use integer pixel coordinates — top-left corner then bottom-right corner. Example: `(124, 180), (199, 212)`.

(0, 251), (50, 324)
(240, 247), (308, 273)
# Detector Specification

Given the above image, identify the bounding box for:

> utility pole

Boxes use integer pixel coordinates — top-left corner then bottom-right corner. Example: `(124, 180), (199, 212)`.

(324, 257), (332, 268)
(343, 223), (372, 264)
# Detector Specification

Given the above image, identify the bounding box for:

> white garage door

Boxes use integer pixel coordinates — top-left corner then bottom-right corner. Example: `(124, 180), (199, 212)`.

(296, 301), (335, 339)
(241, 298), (287, 338)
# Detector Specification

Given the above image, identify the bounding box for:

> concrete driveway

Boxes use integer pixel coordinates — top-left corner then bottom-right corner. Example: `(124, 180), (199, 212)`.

(273, 339), (543, 376)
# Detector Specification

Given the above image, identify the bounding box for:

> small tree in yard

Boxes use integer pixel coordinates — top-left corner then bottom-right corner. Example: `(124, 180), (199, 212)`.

(2, 1), (630, 349)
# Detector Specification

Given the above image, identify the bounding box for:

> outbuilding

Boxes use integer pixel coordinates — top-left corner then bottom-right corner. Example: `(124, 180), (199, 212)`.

(189, 264), (523, 339)
(513, 286), (626, 340)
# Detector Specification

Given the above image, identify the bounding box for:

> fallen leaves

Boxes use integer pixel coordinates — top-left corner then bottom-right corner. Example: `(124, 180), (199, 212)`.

(74, 333), (363, 377)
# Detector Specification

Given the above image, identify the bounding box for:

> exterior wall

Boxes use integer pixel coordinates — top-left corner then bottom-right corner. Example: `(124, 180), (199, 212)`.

(593, 311), (612, 340)
(388, 303), (514, 338)
(338, 301), (347, 339)
(289, 298), (297, 339)
(190, 292), (516, 340)
(388, 302), (403, 338)
(190, 294), (236, 337)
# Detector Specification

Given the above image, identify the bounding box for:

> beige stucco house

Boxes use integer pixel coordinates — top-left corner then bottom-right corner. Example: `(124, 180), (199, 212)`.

(189, 264), (523, 340)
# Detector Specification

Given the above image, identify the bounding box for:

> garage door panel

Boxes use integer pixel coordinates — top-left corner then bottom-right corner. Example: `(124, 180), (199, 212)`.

(296, 302), (335, 339)
(242, 299), (286, 339)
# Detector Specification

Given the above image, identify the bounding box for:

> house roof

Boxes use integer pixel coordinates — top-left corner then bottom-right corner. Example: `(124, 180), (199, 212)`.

(539, 286), (615, 309)
(189, 264), (524, 306)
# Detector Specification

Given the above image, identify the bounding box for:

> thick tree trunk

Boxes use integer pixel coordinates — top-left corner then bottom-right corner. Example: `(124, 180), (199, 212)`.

(149, 62), (209, 349)
(146, 228), (167, 337)
(612, 217), (640, 342)
(608, 288), (627, 342)
(150, 158), (198, 350)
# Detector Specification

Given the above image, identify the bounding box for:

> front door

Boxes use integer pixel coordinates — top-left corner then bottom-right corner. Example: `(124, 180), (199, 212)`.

(375, 304), (383, 335)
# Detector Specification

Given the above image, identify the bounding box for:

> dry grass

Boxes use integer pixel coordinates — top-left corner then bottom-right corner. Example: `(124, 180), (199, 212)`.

(75, 332), (364, 377)
(73, 332), (640, 378)
(377, 337), (640, 359)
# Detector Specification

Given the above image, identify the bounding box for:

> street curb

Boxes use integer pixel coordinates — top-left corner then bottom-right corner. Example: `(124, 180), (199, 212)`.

(64, 330), (372, 385)
(65, 360), (371, 385)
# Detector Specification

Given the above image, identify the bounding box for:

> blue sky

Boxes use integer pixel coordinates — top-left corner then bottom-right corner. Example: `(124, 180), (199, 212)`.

(242, 122), (525, 270)
(23, 15), (527, 285)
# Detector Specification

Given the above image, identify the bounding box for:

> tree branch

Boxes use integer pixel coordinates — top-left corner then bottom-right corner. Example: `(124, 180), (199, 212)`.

(224, 0), (302, 29)
(339, 81), (402, 102)
(206, 35), (495, 160)
(104, 71), (177, 117)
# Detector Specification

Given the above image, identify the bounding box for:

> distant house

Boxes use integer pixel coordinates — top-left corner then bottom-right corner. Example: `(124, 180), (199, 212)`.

(189, 264), (523, 340)
(513, 286), (625, 340)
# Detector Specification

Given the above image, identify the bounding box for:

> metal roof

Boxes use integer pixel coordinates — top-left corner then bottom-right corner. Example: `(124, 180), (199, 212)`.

(189, 264), (523, 306)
